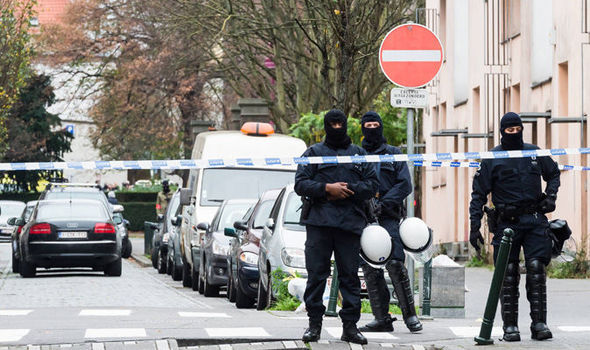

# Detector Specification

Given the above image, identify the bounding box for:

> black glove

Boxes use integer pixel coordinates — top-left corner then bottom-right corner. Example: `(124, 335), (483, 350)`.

(539, 193), (557, 214)
(469, 227), (484, 251)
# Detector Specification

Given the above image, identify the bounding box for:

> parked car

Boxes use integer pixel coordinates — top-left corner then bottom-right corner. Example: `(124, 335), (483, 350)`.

(257, 184), (307, 310)
(9, 200), (37, 273)
(197, 199), (256, 297)
(225, 189), (280, 308)
(179, 123), (307, 295)
(0, 200), (26, 241)
(16, 199), (122, 277)
(113, 209), (132, 259)
(166, 210), (184, 281)
(151, 190), (180, 274)
(39, 183), (113, 214)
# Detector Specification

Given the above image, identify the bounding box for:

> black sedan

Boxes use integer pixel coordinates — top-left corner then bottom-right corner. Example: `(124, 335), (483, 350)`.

(225, 189), (280, 308)
(9, 200), (38, 273)
(197, 199), (256, 297)
(17, 199), (122, 277)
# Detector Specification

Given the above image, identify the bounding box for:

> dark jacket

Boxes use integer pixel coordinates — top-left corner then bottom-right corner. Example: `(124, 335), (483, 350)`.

(294, 142), (379, 234)
(367, 143), (412, 216)
(469, 143), (560, 231)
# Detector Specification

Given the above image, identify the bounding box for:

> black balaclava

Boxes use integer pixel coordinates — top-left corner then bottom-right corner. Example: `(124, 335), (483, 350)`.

(500, 112), (524, 150)
(361, 111), (387, 152)
(162, 180), (170, 194)
(324, 109), (351, 149)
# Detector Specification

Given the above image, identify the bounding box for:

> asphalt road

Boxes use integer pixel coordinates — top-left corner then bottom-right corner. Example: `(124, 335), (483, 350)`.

(1, 240), (590, 349)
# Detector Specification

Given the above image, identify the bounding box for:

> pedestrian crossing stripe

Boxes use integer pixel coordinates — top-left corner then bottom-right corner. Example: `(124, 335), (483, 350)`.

(0, 329), (30, 342)
(205, 327), (270, 337)
(0, 310), (32, 316)
(178, 312), (230, 318)
(449, 326), (502, 337)
(558, 326), (590, 332)
(324, 327), (398, 340)
(84, 328), (146, 338)
(79, 310), (131, 316)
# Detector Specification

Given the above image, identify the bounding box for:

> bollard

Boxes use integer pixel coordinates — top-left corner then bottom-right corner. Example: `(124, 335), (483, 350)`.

(474, 228), (514, 345)
(325, 263), (339, 317)
(422, 258), (433, 316)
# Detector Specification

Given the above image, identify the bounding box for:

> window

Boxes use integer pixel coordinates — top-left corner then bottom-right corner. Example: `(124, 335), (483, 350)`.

(503, 0), (521, 40)
(558, 62), (568, 116)
(453, 0), (469, 105)
(252, 200), (275, 229)
(531, 0), (553, 86)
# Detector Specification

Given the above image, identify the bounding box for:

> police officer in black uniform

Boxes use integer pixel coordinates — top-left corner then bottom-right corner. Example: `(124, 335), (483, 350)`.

(358, 111), (423, 333)
(469, 112), (560, 342)
(295, 109), (379, 345)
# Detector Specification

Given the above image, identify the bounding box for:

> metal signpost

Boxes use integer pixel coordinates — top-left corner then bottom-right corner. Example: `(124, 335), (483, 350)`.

(379, 23), (443, 313)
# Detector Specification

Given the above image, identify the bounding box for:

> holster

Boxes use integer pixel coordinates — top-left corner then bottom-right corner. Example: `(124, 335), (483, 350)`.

(300, 196), (313, 221)
(484, 206), (498, 233)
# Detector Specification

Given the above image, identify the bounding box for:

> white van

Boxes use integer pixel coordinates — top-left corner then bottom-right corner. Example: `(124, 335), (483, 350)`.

(179, 123), (307, 291)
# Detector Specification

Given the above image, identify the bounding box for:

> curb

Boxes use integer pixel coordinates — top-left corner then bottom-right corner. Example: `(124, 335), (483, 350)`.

(1, 339), (178, 350)
(130, 253), (152, 268)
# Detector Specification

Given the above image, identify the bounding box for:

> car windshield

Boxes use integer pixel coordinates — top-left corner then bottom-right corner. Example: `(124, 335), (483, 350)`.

(252, 200), (275, 229)
(200, 168), (295, 206)
(46, 191), (107, 205)
(0, 202), (25, 217)
(218, 202), (254, 232)
(283, 192), (305, 231)
(37, 202), (109, 221)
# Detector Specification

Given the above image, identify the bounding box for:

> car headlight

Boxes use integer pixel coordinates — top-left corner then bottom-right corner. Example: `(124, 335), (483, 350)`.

(281, 248), (305, 268)
(212, 240), (229, 256)
(239, 252), (258, 265)
(162, 233), (169, 243)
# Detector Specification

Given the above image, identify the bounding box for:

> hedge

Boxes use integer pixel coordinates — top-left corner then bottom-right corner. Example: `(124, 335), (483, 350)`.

(0, 193), (41, 203)
(115, 192), (157, 202)
(120, 202), (157, 231)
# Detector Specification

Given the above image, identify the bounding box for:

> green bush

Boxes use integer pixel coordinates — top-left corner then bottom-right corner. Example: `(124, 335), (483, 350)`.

(121, 202), (157, 231)
(547, 250), (590, 279)
(115, 191), (157, 202)
(0, 192), (40, 203)
(268, 268), (302, 311)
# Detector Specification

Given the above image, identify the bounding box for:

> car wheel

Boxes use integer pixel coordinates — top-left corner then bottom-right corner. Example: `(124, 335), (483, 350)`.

(11, 252), (19, 274)
(166, 252), (173, 275)
(157, 249), (167, 274)
(227, 269), (236, 302)
(151, 247), (158, 269)
(256, 274), (268, 310)
(265, 269), (273, 308)
(192, 263), (200, 292)
(203, 266), (219, 297)
(121, 240), (132, 259)
(235, 274), (255, 308)
(104, 258), (122, 277)
(20, 260), (35, 278)
(182, 258), (192, 287)
(171, 258), (183, 281)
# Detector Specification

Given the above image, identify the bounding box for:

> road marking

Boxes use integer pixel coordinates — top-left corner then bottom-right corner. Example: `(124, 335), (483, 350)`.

(84, 328), (146, 338)
(282, 341), (297, 349)
(0, 310), (32, 316)
(155, 339), (170, 350)
(79, 309), (131, 316)
(178, 312), (230, 318)
(0, 329), (29, 342)
(324, 327), (398, 340)
(28, 346), (41, 350)
(449, 326), (502, 337)
(382, 50), (442, 62)
(558, 326), (590, 332)
(91, 344), (105, 350)
(219, 345), (232, 350)
(205, 327), (270, 337)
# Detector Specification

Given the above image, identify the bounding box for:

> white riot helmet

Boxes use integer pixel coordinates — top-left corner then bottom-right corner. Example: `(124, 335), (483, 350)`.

(360, 224), (394, 267)
(399, 217), (433, 256)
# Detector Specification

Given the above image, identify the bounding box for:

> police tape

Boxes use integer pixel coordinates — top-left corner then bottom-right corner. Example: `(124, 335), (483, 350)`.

(0, 146), (588, 171)
(411, 161), (589, 171)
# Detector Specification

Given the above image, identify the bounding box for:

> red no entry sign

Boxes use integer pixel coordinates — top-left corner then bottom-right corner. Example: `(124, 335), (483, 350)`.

(379, 23), (443, 88)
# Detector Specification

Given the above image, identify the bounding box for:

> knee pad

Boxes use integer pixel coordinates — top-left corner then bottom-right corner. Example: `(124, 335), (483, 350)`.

(526, 259), (545, 274)
(386, 259), (404, 272)
(504, 262), (520, 286)
(361, 264), (384, 282)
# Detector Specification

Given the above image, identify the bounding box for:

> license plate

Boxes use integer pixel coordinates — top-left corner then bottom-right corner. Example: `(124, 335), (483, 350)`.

(58, 231), (87, 239)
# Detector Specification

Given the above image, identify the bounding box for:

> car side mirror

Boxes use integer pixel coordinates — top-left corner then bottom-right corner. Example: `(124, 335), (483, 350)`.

(7, 217), (17, 226)
(113, 216), (123, 225)
(197, 222), (210, 231)
(224, 227), (237, 237)
(233, 220), (248, 231)
(171, 215), (182, 226)
(157, 214), (164, 222)
(265, 218), (275, 230)
(124, 219), (130, 227)
(113, 204), (124, 213)
(179, 188), (192, 206)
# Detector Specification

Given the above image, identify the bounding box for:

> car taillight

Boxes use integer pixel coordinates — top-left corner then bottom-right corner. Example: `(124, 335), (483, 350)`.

(30, 223), (51, 235)
(17, 226), (23, 234)
(94, 223), (116, 234)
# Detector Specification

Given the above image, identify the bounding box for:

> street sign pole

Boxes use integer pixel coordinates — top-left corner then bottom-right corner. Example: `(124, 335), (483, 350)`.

(406, 107), (415, 291)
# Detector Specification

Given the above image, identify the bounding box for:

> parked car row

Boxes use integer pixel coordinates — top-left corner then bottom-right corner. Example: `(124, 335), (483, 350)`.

(1, 183), (132, 278)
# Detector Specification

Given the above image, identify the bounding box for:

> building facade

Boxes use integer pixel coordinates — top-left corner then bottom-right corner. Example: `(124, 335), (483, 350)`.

(421, 0), (590, 256)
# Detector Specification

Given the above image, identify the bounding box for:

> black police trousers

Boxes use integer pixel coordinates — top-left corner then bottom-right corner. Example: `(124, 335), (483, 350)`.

(304, 225), (361, 324)
(492, 213), (553, 265)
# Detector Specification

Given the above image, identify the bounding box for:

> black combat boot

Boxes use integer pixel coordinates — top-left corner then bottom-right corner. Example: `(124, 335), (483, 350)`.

(302, 319), (322, 342)
(359, 264), (394, 332)
(341, 322), (368, 345)
(387, 260), (423, 332)
(526, 259), (553, 340)
(501, 262), (521, 341)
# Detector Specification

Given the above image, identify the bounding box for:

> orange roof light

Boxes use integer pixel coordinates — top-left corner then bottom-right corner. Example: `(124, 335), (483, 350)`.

(241, 122), (275, 136)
